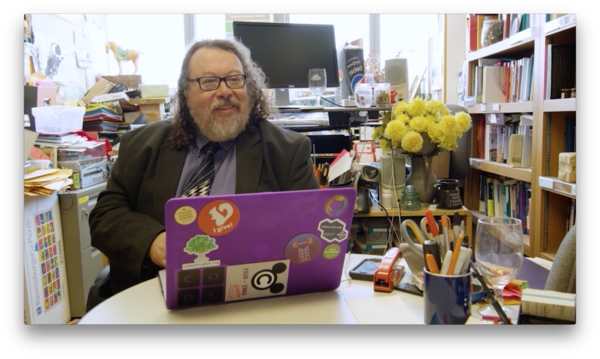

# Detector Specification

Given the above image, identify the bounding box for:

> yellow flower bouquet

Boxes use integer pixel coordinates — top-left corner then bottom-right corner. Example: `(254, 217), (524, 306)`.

(372, 98), (472, 157)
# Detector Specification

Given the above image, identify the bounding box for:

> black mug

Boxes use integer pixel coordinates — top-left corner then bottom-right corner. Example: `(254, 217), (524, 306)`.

(433, 179), (462, 209)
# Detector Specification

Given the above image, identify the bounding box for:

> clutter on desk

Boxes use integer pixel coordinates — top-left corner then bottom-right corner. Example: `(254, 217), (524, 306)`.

(24, 168), (74, 196)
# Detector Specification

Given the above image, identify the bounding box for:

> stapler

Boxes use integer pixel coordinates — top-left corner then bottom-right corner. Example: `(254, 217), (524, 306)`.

(373, 247), (405, 292)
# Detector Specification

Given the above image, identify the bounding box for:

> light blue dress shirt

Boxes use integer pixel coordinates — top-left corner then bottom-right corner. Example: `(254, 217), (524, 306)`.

(175, 128), (237, 197)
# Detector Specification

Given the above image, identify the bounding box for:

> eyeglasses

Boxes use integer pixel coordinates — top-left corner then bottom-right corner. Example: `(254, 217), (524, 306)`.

(188, 74), (247, 91)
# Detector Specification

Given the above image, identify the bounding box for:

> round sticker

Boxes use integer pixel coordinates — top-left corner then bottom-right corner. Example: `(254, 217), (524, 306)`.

(173, 206), (197, 225)
(197, 200), (240, 236)
(284, 233), (321, 264)
(325, 195), (348, 217)
(322, 244), (341, 260)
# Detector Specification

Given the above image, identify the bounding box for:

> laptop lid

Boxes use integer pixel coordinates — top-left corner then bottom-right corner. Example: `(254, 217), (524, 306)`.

(161, 188), (356, 310)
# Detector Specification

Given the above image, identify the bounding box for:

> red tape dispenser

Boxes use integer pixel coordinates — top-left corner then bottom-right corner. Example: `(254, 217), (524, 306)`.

(373, 247), (405, 292)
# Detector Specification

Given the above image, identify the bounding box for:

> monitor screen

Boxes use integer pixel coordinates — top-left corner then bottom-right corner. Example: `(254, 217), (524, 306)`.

(232, 21), (340, 89)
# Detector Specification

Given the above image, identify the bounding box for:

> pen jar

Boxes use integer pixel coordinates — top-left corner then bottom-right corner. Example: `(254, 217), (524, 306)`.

(424, 269), (472, 324)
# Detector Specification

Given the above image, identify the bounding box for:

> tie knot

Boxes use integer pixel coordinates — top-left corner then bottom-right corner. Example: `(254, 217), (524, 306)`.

(204, 142), (219, 156)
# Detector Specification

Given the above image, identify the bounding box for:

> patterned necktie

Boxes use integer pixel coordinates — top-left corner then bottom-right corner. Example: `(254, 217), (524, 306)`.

(181, 142), (220, 198)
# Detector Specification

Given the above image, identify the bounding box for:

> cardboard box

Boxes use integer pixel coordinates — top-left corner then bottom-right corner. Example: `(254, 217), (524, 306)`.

(139, 84), (169, 99)
(78, 78), (114, 107)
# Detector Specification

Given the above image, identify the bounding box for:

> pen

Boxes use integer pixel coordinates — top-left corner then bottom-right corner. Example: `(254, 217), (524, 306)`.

(423, 240), (442, 270)
(425, 210), (439, 238)
(441, 215), (451, 256)
(425, 253), (440, 274)
(440, 251), (453, 274)
(453, 211), (461, 239)
(470, 262), (511, 325)
(446, 230), (464, 275)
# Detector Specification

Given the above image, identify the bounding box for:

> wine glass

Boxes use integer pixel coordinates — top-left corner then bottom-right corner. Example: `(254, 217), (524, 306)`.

(474, 217), (524, 319)
(308, 69), (327, 103)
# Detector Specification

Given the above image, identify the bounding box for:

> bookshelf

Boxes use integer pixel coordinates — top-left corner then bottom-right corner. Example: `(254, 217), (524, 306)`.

(463, 14), (576, 260)
(532, 15), (577, 261)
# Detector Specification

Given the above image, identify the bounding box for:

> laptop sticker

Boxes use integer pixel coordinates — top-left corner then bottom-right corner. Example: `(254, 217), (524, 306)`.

(173, 206), (197, 225)
(224, 260), (290, 302)
(284, 233), (321, 264)
(322, 244), (341, 259)
(197, 200), (240, 235)
(182, 234), (221, 270)
(318, 219), (348, 243)
(325, 195), (349, 216)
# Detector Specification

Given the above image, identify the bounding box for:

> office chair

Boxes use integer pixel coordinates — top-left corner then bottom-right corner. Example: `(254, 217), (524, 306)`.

(86, 265), (113, 312)
(544, 224), (576, 294)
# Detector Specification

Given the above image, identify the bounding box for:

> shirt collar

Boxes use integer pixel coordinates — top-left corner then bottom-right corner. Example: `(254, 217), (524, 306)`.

(192, 125), (234, 156)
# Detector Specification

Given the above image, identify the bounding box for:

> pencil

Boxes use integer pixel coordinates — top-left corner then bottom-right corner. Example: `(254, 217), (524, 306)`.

(446, 230), (464, 275)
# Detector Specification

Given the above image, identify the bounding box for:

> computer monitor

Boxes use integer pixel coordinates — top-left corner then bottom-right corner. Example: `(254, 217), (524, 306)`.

(232, 21), (340, 90)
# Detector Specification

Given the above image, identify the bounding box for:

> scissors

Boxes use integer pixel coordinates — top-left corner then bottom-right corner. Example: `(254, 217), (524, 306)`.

(400, 219), (425, 256)
(419, 217), (439, 242)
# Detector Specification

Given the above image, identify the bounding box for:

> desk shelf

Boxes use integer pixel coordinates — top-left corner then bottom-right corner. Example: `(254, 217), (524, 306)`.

(469, 158), (532, 182)
(354, 205), (473, 247)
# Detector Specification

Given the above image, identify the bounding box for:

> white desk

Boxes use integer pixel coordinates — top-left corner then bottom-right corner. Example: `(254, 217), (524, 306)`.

(78, 254), (509, 324)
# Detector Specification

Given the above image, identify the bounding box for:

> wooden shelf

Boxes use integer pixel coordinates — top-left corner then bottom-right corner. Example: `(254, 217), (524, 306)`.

(543, 98), (576, 112)
(538, 176), (576, 199)
(467, 27), (537, 62)
(469, 158), (532, 182)
(466, 101), (533, 114)
(354, 205), (471, 218)
(544, 15), (576, 36)
(539, 251), (556, 261)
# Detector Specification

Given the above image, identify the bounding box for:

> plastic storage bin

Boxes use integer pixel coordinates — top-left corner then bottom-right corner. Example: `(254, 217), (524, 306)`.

(360, 218), (391, 244)
(57, 143), (106, 161)
(31, 106), (85, 134)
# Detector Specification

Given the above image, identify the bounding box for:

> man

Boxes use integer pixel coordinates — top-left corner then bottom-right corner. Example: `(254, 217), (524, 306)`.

(89, 39), (319, 295)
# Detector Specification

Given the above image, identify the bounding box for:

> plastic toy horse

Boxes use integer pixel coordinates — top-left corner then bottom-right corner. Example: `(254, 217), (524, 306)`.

(104, 41), (141, 75)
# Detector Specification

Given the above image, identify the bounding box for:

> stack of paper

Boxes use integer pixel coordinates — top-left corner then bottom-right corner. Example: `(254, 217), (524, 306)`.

(24, 168), (73, 196)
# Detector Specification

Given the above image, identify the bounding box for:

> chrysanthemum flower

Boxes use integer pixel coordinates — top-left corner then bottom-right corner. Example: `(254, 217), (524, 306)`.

(371, 126), (384, 140)
(401, 131), (424, 153)
(409, 116), (428, 133)
(379, 138), (391, 153)
(427, 123), (444, 144)
(407, 98), (426, 117)
(384, 120), (408, 141)
(440, 115), (459, 135)
(455, 112), (472, 132)
(393, 102), (409, 117)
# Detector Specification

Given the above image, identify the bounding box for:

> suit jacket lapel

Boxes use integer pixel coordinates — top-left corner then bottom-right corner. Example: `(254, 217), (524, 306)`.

(154, 142), (186, 222)
(236, 124), (262, 193)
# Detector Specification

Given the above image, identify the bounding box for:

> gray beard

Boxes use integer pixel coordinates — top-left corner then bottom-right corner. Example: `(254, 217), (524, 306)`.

(190, 103), (250, 142)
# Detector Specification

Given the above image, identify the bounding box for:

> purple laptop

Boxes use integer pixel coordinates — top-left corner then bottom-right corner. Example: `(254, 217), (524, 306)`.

(159, 188), (356, 310)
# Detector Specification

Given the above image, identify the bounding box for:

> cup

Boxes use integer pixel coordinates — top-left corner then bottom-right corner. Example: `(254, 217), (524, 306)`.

(423, 269), (472, 324)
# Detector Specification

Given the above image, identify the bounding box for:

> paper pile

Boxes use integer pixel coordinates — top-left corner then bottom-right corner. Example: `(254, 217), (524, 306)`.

(24, 168), (73, 196)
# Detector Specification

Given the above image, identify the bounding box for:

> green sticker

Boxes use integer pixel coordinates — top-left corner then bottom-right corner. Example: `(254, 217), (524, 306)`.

(73, 172), (80, 189)
(322, 244), (340, 260)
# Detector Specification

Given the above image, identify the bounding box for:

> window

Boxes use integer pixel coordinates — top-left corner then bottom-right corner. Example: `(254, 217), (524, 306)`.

(106, 14), (186, 89)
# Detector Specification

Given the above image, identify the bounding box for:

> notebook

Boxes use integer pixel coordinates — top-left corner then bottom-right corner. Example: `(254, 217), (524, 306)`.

(159, 187), (356, 310)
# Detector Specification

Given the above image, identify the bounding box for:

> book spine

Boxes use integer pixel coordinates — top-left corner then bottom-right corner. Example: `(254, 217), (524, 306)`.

(486, 177), (494, 216)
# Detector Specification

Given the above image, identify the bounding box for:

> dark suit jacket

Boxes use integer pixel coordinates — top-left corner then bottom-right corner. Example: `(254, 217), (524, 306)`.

(89, 119), (319, 294)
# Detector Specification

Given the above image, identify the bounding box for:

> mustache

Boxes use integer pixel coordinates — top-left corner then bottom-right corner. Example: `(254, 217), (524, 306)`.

(210, 97), (241, 112)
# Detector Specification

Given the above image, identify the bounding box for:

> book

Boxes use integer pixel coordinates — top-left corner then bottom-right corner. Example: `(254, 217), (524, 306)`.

(485, 124), (498, 161)
(474, 66), (483, 103)
(546, 44), (576, 99)
(468, 14), (478, 52)
(482, 66), (507, 103)
(486, 177), (494, 216)
(507, 134), (524, 167)
(521, 125), (533, 168)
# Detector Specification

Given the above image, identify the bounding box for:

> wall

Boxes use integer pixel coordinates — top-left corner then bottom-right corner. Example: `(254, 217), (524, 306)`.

(445, 14), (466, 105)
(30, 14), (109, 93)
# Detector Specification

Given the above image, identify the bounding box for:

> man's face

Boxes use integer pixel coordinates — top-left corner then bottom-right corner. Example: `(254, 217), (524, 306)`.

(186, 47), (250, 142)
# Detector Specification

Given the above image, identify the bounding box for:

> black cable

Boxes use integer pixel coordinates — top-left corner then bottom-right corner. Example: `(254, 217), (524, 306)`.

(318, 96), (345, 108)
(369, 191), (402, 247)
